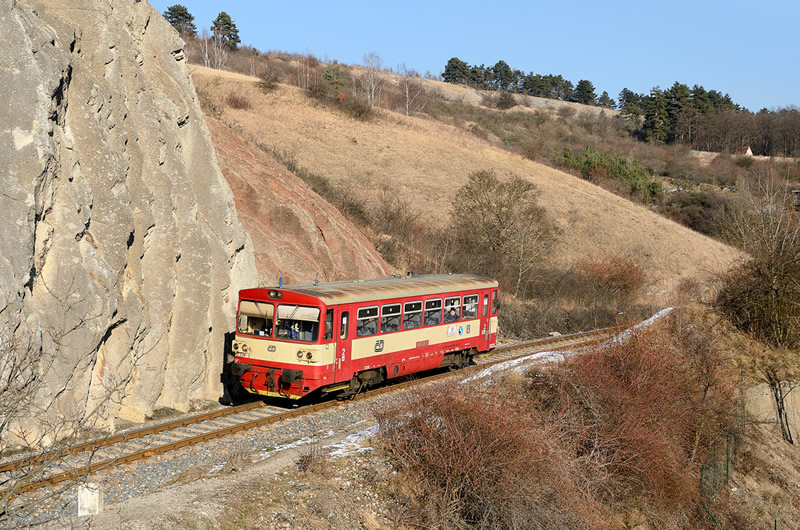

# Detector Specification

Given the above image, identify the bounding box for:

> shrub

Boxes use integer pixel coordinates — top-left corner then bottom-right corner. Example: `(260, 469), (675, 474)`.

(530, 314), (736, 514)
(339, 96), (372, 121)
(576, 255), (647, 307)
(225, 93), (251, 110)
(554, 146), (662, 203)
(373, 383), (597, 528)
(496, 91), (516, 110)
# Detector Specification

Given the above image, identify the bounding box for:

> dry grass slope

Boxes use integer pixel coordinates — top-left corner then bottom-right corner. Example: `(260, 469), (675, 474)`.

(192, 66), (742, 294)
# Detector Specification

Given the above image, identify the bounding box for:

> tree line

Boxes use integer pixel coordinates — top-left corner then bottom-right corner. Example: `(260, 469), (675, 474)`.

(442, 57), (800, 157)
(442, 57), (615, 108)
(620, 82), (800, 156)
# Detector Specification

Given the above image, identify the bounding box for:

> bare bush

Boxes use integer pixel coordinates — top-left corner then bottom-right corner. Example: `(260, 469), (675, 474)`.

(225, 93), (251, 110)
(373, 383), (597, 528)
(534, 314), (736, 514)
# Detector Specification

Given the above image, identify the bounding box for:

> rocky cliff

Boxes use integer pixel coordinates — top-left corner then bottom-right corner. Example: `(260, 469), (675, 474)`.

(0, 0), (257, 440)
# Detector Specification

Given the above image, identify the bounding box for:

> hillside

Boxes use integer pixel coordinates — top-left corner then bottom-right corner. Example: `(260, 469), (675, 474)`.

(207, 116), (390, 285)
(192, 66), (741, 293)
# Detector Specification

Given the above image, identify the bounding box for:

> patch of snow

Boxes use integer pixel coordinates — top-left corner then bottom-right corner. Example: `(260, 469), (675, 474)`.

(460, 308), (675, 385)
(606, 307), (674, 345)
(210, 462), (225, 473)
(324, 425), (379, 459)
(460, 350), (575, 384)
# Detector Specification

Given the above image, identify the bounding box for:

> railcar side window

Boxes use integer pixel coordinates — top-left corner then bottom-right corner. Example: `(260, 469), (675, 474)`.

(381, 303), (401, 333)
(492, 290), (499, 314)
(324, 308), (334, 341)
(356, 306), (379, 337)
(403, 301), (422, 330)
(237, 300), (274, 337)
(444, 296), (460, 323)
(424, 299), (443, 326)
(340, 312), (349, 340)
(275, 305), (320, 342)
(462, 295), (479, 319)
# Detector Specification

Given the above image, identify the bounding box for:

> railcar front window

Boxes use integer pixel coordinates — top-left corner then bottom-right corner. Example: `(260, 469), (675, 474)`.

(403, 301), (422, 330)
(424, 299), (443, 326)
(357, 306), (379, 337)
(463, 295), (479, 319)
(275, 305), (320, 342)
(444, 296), (461, 323)
(381, 303), (401, 333)
(237, 300), (274, 337)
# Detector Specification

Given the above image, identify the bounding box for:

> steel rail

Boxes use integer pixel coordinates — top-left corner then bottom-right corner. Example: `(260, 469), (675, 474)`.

(1, 327), (614, 501)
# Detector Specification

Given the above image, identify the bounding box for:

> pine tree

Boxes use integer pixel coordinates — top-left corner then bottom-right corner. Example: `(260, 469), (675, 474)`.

(492, 60), (513, 91)
(212, 12), (240, 49)
(597, 91), (616, 109)
(442, 57), (469, 84)
(618, 88), (643, 121)
(163, 4), (197, 37)
(643, 87), (668, 143)
(574, 79), (597, 105)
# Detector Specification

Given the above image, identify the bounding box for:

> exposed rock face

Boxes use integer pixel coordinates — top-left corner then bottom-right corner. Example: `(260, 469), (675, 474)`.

(207, 117), (391, 284)
(0, 0), (257, 438)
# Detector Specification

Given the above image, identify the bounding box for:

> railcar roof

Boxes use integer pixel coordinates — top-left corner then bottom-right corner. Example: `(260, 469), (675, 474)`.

(252, 274), (497, 305)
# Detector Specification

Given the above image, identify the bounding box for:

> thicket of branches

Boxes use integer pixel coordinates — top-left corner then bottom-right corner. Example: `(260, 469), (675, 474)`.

(374, 313), (737, 528)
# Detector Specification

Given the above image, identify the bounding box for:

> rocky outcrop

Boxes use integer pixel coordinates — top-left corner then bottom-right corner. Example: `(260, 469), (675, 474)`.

(207, 117), (391, 284)
(0, 0), (257, 439)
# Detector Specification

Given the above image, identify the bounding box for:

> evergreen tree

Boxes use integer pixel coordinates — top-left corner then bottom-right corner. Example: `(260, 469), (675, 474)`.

(212, 11), (240, 49)
(643, 87), (668, 143)
(665, 81), (690, 142)
(492, 60), (513, 91)
(597, 91), (616, 108)
(442, 57), (469, 84)
(618, 88), (643, 121)
(574, 79), (597, 105)
(163, 4), (196, 37)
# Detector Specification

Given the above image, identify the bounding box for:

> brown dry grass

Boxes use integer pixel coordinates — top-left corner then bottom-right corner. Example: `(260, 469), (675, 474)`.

(191, 66), (742, 295)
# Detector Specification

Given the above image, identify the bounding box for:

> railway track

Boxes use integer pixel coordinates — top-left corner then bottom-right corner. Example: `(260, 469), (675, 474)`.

(0, 327), (613, 505)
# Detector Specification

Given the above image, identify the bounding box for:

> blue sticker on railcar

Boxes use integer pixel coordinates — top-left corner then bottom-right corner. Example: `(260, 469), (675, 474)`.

(458, 326), (464, 336)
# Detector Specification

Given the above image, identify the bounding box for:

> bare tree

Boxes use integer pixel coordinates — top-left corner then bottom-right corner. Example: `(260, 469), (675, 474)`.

(716, 167), (800, 443)
(198, 28), (211, 68)
(355, 52), (384, 107)
(397, 63), (430, 117)
(210, 33), (227, 70)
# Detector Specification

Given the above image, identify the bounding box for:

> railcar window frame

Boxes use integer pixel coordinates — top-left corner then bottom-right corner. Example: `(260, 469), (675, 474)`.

(424, 298), (443, 327)
(324, 308), (334, 341)
(381, 303), (402, 334)
(462, 294), (479, 319)
(444, 296), (461, 323)
(236, 300), (275, 338)
(274, 304), (320, 343)
(403, 301), (423, 330)
(356, 306), (379, 337)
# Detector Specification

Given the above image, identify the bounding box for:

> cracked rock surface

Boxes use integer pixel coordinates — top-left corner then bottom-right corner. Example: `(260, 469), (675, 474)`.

(0, 0), (256, 439)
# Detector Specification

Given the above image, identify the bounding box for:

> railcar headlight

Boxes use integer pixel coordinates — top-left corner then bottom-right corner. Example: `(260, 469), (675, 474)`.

(241, 344), (248, 353)
(297, 351), (304, 359)
(306, 351), (313, 360)
(233, 342), (239, 351)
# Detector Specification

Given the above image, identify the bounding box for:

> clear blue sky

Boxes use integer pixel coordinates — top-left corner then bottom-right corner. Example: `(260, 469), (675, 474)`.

(151, 0), (799, 111)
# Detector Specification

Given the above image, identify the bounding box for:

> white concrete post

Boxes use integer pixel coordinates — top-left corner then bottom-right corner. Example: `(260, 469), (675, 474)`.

(77, 482), (103, 516)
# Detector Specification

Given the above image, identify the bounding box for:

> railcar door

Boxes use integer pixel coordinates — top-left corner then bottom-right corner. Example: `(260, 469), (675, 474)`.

(334, 304), (354, 383)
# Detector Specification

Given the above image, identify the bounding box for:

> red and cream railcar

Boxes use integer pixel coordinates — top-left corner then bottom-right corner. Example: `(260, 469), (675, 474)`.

(230, 274), (499, 399)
